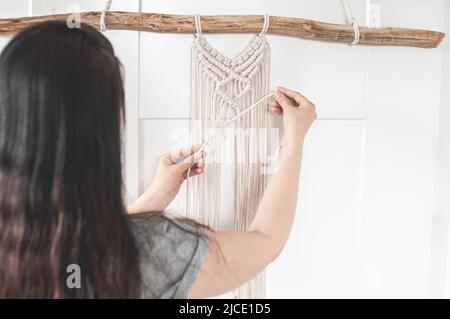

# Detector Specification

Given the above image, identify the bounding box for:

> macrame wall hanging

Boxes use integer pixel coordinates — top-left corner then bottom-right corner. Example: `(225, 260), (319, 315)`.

(187, 14), (272, 299)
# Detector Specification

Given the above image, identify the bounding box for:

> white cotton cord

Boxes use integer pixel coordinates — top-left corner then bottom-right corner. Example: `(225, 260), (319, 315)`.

(341, 0), (360, 45)
(351, 22), (360, 45)
(259, 14), (270, 36)
(194, 14), (202, 36)
(190, 92), (275, 159)
(185, 92), (274, 184)
(218, 93), (274, 128)
(100, 0), (113, 32)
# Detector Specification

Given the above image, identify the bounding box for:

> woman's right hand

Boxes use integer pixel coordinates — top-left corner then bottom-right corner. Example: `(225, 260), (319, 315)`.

(270, 87), (317, 139)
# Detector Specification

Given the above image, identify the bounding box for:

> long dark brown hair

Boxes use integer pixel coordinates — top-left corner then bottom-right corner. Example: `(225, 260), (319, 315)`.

(0, 21), (140, 298)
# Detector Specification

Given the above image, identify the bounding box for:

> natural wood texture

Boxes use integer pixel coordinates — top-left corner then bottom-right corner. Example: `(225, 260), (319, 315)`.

(0, 12), (445, 48)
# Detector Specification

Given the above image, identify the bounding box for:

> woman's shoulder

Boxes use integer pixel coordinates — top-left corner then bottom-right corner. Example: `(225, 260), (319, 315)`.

(129, 213), (208, 248)
(128, 213), (209, 299)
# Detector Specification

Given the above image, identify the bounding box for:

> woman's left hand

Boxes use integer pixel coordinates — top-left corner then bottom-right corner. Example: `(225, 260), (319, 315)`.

(127, 145), (206, 214)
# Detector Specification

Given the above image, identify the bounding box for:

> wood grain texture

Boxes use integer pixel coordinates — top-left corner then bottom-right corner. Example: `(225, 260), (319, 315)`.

(0, 12), (445, 48)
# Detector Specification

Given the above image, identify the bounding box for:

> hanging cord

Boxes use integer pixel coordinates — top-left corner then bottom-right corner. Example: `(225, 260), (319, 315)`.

(259, 14), (270, 36)
(100, 0), (113, 32)
(341, 0), (360, 45)
(194, 14), (202, 36)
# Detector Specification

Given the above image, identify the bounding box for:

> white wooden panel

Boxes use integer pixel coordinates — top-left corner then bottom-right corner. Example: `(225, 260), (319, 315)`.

(140, 0), (366, 24)
(436, 1), (450, 299)
(139, 0), (367, 119)
(372, 0), (445, 30)
(431, 14), (450, 296)
(139, 32), (193, 119)
(359, 45), (442, 298)
(270, 38), (367, 120)
(266, 120), (363, 298)
(0, 0), (30, 18)
(357, 0), (445, 298)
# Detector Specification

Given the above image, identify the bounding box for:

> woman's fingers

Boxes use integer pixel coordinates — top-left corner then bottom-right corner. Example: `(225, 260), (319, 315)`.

(270, 106), (283, 116)
(182, 165), (205, 179)
(270, 100), (281, 108)
(277, 87), (311, 106)
(189, 167), (205, 177)
(176, 150), (207, 172)
(196, 162), (205, 169)
(274, 90), (296, 110)
(170, 144), (202, 163)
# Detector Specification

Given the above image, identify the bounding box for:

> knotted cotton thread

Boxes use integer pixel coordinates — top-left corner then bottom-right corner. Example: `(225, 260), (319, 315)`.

(187, 14), (272, 299)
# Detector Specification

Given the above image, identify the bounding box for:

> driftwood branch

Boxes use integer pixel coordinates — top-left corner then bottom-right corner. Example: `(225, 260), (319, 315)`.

(0, 12), (445, 48)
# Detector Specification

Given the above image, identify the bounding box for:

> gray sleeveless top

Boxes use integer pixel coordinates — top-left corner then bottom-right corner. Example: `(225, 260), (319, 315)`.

(129, 214), (209, 299)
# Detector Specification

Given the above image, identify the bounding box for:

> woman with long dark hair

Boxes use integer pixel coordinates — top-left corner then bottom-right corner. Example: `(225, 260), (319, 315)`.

(0, 21), (316, 298)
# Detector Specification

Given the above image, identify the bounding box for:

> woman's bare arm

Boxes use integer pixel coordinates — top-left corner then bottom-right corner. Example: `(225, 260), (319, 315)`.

(189, 87), (316, 298)
(127, 145), (206, 214)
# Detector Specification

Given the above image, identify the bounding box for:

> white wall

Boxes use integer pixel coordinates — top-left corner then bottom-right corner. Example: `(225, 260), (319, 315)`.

(434, 0), (450, 298)
(359, 0), (443, 298)
(0, 0), (449, 299)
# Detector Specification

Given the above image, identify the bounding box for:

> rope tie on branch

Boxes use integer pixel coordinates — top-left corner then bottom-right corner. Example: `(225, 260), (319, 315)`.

(341, 0), (360, 45)
(100, 0), (113, 32)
